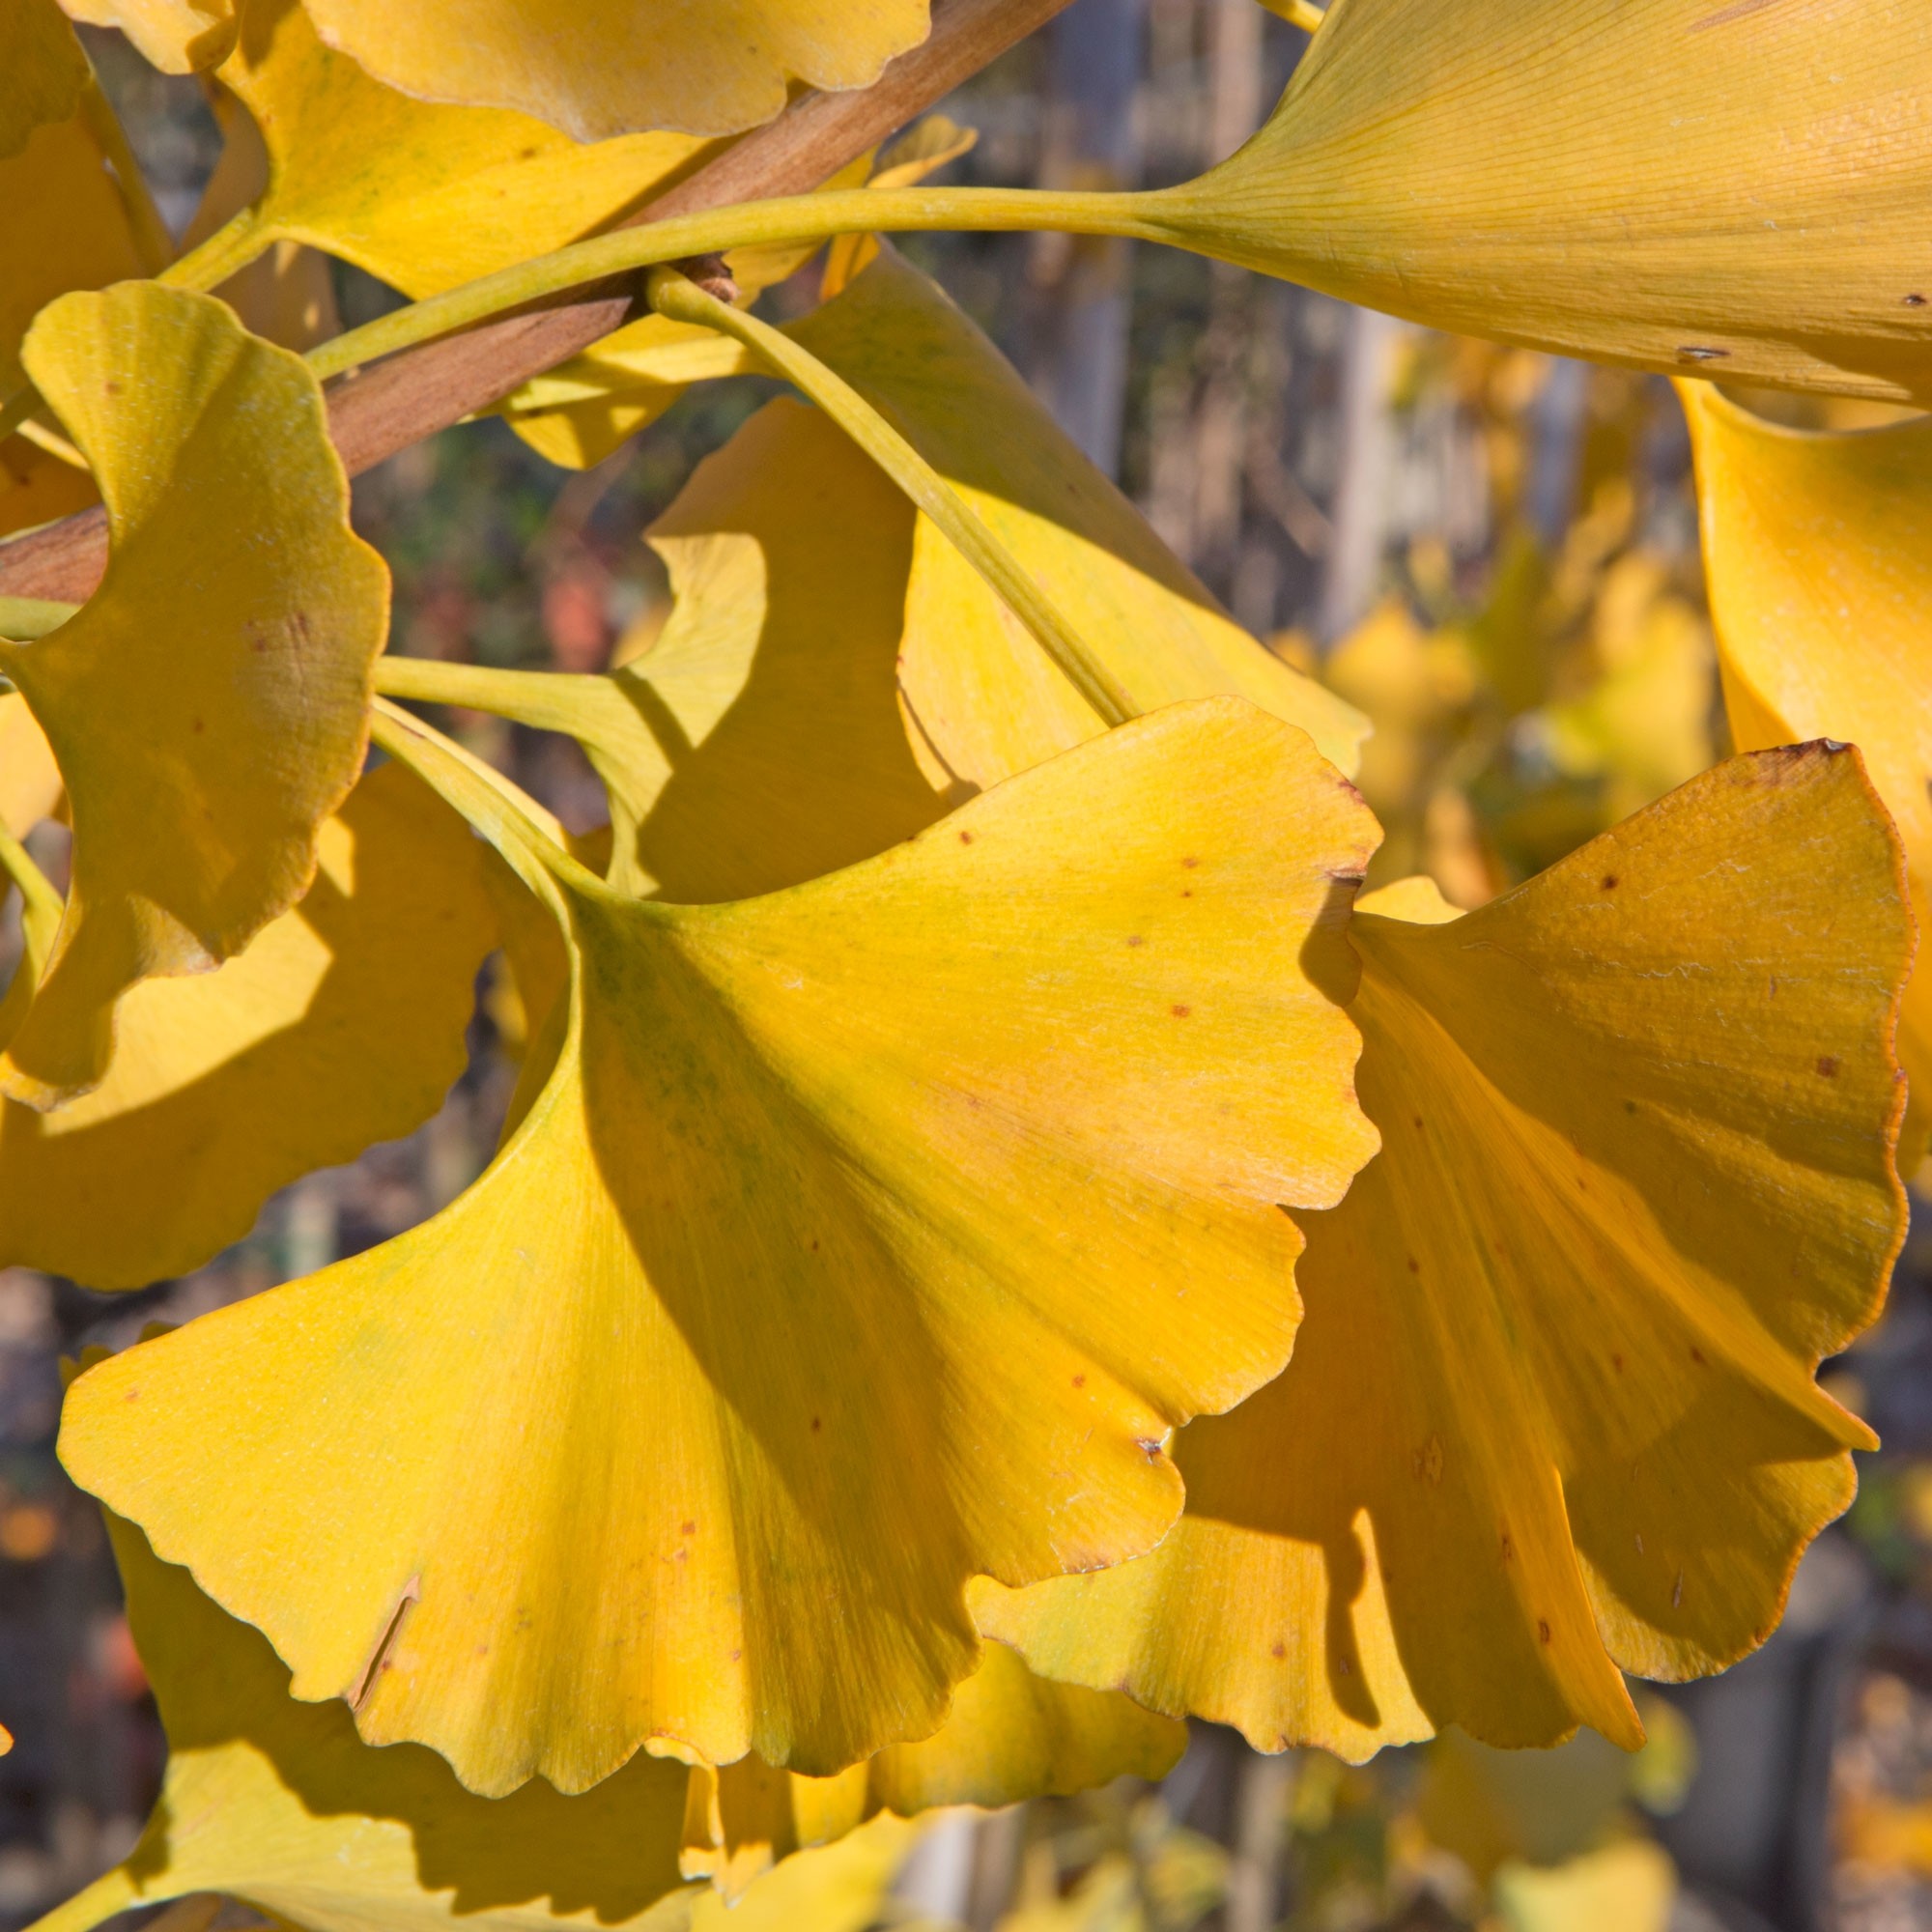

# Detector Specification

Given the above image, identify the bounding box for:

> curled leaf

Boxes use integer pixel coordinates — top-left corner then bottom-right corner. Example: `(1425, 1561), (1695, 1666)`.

(0, 763), (496, 1290)
(1151, 0), (1932, 401)
(0, 283), (387, 1107)
(203, 1), (715, 301)
(298, 0), (932, 142)
(977, 747), (1907, 1758)
(3, 0), (89, 158)
(62, 696), (1378, 1794)
(1679, 380), (1932, 1146)
(682, 1641), (1185, 1899)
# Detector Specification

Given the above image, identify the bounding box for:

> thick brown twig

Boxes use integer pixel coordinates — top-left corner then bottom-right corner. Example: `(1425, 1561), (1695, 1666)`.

(0, 0), (1071, 604)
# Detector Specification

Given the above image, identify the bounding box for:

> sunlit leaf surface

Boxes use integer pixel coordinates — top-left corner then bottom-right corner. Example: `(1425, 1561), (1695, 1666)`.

(62, 696), (1378, 1795)
(0, 764), (496, 1290)
(209, 1), (715, 299)
(1680, 380), (1932, 1147)
(977, 747), (1907, 1757)
(299, 0), (931, 142)
(0, 284), (387, 1107)
(1151, 0), (1932, 401)
(681, 1641), (1184, 1898)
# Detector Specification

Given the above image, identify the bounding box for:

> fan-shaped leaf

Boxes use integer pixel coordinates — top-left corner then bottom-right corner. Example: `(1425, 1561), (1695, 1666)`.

(62, 695), (1378, 1794)
(0, 763), (496, 1290)
(1150, 0), (1932, 402)
(977, 747), (1907, 1757)
(298, 0), (932, 142)
(0, 283), (387, 1107)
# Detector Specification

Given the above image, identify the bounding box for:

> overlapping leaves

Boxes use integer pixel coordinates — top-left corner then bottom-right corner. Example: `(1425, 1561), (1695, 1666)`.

(0, 282), (386, 1106)
(977, 748), (1907, 1755)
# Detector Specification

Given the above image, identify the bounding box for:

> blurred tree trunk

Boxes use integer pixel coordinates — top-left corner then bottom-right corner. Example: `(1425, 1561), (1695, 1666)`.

(1024, 0), (1148, 476)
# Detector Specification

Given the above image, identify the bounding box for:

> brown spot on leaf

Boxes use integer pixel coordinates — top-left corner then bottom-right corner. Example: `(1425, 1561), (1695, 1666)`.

(1406, 1257), (1419, 1274)
(1817, 1055), (1839, 1078)
(1180, 856), (1200, 868)
(810, 1416), (821, 1432)
(1500, 1532), (1515, 1564)
(1690, 1347), (1707, 1366)
(1908, 294), (1929, 307)
(681, 1521), (696, 1536)
(1612, 1353), (1625, 1372)
(1538, 1619), (1552, 1644)
(1271, 1642), (1286, 1659)
(1171, 1004), (1191, 1017)
(1125, 934), (1144, 947)
(1072, 1374), (1086, 1388)
(959, 830), (973, 843)
(1602, 873), (1619, 891)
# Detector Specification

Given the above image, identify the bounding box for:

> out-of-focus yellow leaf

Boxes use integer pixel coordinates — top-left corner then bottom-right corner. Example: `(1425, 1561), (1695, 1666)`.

(0, 763), (496, 1290)
(1492, 1840), (1676, 1932)
(3, 0), (89, 157)
(62, 695), (1378, 1796)
(0, 102), (144, 396)
(681, 1641), (1185, 1898)
(788, 251), (1367, 780)
(0, 284), (386, 1108)
(0, 432), (99, 543)
(1322, 599), (1475, 819)
(59, 0), (236, 73)
(687, 1815), (923, 1932)
(50, 1508), (699, 1932)
(204, 0), (715, 300)
(1680, 380), (1932, 1149)
(299, 0), (931, 143)
(1149, 0), (1932, 402)
(1536, 555), (1714, 824)
(978, 747), (1907, 1757)
(821, 116), (979, 299)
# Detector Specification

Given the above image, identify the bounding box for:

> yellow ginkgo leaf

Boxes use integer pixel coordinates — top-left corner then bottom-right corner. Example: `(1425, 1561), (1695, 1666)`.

(3, 0), (89, 158)
(298, 0), (931, 144)
(59, 0), (237, 73)
(0, 282), (387, 1108)
(0, 98), (145, 395)
(681, 1640), (1185, 1899)
(0, 433), (99, 544)
(62, 693), (1378, 1796)
(188, 0), (714, 303)
(1145, 0), (1932, 402)
(1678, 381), (1932, 1147)
(42, 1508), (698, 1932)
(0, 695), (62, 838)
(976, 745), (1907, 1759)
(787, 250), (1367, 781)
(0, 763), (496, 1291)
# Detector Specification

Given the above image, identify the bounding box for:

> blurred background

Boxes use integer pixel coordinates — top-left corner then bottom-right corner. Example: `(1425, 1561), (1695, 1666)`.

(5, 3), (1932, 1927)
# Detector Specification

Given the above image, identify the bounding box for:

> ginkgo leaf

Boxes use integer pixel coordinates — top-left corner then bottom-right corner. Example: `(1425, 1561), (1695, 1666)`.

(1678, 380), (1932, 1148)
(191, 0), (715, 304)
(786, 250), (1367, 781)
(975, 746), (1907, 1759)
(298, 0), (932, 144)
(681, 1641), (1185, 1899)
(3, 0), (89, 158)
(0, 763), (496, 1291)
(0, 282), (387, 1108)
(0, 696), (62, 838)
(0, 92), (145, 394)
(62, 693), (1378, 1795)
(59, 0), (237, 74)
(0, 433), (99, 543)
(1145, 0), (1932, 402)
(50, 1508), (698, 1932)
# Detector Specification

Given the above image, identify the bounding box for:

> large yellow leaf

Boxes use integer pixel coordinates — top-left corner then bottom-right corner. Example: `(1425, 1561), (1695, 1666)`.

(0, 763), (496, 1290)
(681, 1641), (1185, 1899)
(1147, 0), (1932, 403)
(976, 746), (1907, 1758)
(0, 283), (387, 1108)
(59, 0), (237, 73)
(298, 0), (932, 143)
(62, 694), (1378, 1795)
(198, 0), (714, 302)
(1679, 381), (1932, 1146)
(3, 0), (89, 158)
(786, 251), (1366, 781)
(56, 1508), (699, 1932)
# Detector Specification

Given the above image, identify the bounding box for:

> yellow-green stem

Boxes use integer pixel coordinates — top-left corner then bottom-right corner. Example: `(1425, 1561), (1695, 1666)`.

(160, 205), (271, 294)
(0, 598), (79, 641)
(375, 655), (602, 735)
(646, 266), (1140, 729)
(305, 185), (1163, 384)
(17, 1865), (143, 1932)
(77, 74), (174, 276)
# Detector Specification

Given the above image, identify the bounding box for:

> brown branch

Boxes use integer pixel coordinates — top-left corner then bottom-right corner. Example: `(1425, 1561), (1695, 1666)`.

(0, 0), (1070, 604)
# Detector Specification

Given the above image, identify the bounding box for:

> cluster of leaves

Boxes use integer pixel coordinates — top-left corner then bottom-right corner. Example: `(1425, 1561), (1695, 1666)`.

(0, 0), (1927, 1928)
